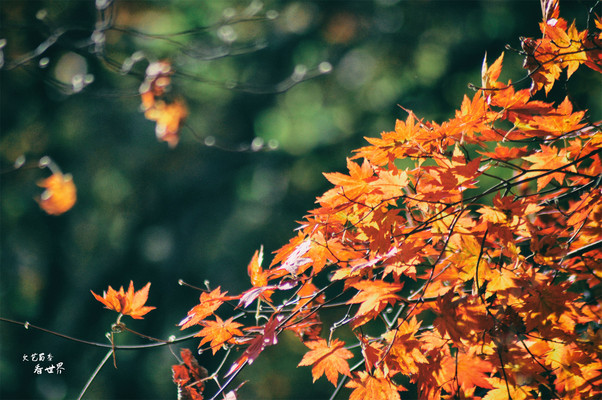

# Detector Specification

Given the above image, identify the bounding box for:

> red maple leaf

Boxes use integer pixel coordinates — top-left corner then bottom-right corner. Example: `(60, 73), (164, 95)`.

(225, 314), (285, 377)
(172, 348), (208, 400)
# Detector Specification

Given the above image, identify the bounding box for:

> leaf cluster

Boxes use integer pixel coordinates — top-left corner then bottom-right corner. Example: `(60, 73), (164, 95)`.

(173, 2), (602, 398)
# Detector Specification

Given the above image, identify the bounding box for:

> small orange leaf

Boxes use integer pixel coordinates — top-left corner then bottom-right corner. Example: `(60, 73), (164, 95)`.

(247, 246), (267, 288)
(481, 52), (505, 90)
(298, 338), (353, 386)
(90, 281), (156, 319)
(239, 246), (276, 306)
(345, 369), (404, 400)
(37, 172), (77, 215)
(347, 280), (403, 328)
(482, 378), (530, 400)
(195, 316), (243, 355)
(523, 145), (575, 190)
(179, 287), (230, 329)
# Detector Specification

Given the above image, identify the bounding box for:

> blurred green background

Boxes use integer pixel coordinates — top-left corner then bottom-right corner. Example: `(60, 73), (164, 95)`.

(1, 1), (599, 399)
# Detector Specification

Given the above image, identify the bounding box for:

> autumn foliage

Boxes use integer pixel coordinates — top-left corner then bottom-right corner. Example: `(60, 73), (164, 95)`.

(11, 0), (601, 399)
(168, 1), (601, 398)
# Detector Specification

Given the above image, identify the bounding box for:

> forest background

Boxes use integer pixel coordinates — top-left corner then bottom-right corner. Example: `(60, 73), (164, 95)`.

(1, 0), (600, 399)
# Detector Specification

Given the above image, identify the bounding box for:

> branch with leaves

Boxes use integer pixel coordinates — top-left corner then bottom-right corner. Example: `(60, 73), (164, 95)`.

(2, 0), (601, 399)
(155, 2), (601, 399)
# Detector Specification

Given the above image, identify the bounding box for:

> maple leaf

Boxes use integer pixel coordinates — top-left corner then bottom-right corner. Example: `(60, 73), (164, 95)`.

(523, 144), (576, 191)
(158, 5), (602, 398)
(319, 158), (377, 208)
(584, 28), (602, 74)
(521, 3), (593, 95)
(298, 338), (353, 386)
(345, 369), (404, 400)
(247, 246), (267, 287)
(431, 291), (490, 343)
(441, 347), (495, 393)
(244, 246), (275, 303)
(482, 377), (530, 400)
(278, 238), (312, 276)
(172, 348), (208, 400)
(196, 316), (243, 355)
(179, 287), (230, 329)
(37, 172), (77, 215)
(381, 317), (428, 375)
(481, 52), (505, 90)
(90, 281), (156, 319)
(347, 280), (403, 328)
(270, 234), (315, 276)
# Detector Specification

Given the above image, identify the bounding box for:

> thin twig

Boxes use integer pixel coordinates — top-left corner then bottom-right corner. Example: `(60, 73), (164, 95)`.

(77, 349), (113, 400)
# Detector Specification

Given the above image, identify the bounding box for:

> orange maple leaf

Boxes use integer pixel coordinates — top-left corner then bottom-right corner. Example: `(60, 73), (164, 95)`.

(381, 316), (428, 375)
(481, 52), (506, 90)
(90, 281), (156, 319)
(523, 144), (576, 190)
(442, 347), (495, 393)
(347, 280), (403, 328)
(345, 369), (404, 400)
(297, 338), (353, 386)
(37, 172), (77, 215)
(196, 316), (243, 355)
(482, 383), (531, 400)
(319, 158), (377, 208)
(179, 287), (230, 329)
(247, 246), (267, 288)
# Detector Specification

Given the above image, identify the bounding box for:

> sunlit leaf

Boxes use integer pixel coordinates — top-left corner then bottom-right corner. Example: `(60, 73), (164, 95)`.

(90, 281), (155, 319)
(298, 338), (353, 386)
